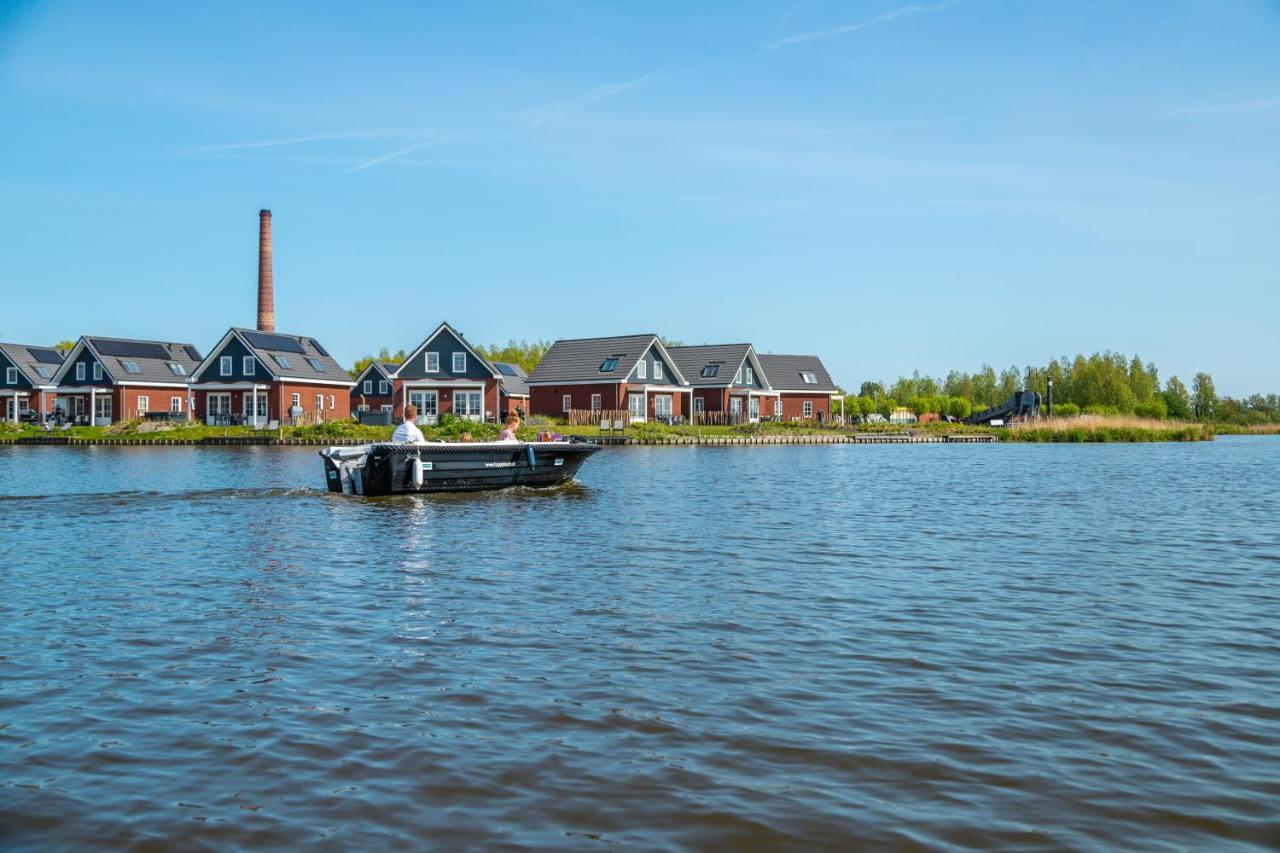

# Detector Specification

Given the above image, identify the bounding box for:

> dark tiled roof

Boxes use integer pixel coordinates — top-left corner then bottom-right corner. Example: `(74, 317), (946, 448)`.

(83, 336), (203, 385)
(349, 361), (397, 393)
(232, 328), (346, 381)
(527, 334), (660, 384)
(493, 362), (529, 397)
(0, 342), (65, 386)
(756, 354), (839, 393)
(668, 344), (753, 387)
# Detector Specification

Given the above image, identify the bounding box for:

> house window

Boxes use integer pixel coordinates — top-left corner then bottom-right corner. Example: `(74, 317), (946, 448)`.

(306, 357), (324, 372)
(745, 367), (753, 384)
(590, 393), (602, 411)
(379, 380), (389, 395)
(357, 404), (370, 412)
(636, 360), (647, 380)
(74, 397), (84, 416)
(452, 352), (466, 373)
(315, 394), (324, 410)
(137, 395), (149, 413)
(272, 354), (291, 369)
(4, 367), (15, 384)
(34, 366), (50, 379)
(562, 394), (572, 413)
(363, 380), (373, 395)
(167, 363), (186, 376)
(243, 356), (255, 375)
(600, 357), (618, 372)
(774, 400), (782, 417)
(653, 361), (663, 381)
(328, 395), (335, 410)
(76, 363), (85, 381)
(380, 404), (393, 412)
(804, 401), (814, 418)
(426, 352), (439, 372)
(120, 360), (141, 374)
(93, 364), (103, 381)
(291, 393), (300, 407)
(170, 397), (183, 413)
(628, 394), (645, 418)
(220, 356), (233, 377)
(701, 364), (719, 378)
(694, 397), (705, 413)
(800, 371), (818, 384)
(655, 395), (672, 418)
(730, 398), (742, 414)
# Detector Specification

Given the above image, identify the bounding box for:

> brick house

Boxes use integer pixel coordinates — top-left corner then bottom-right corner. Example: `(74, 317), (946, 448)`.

(390, 322), (502, 424)
(50, 336), (203, 425)
(0, 342), (64, 422)
(668, 343), (779, 423)
(190, 328), (349, 425)
(756, 354), (843, 422)
(526, 334), (689, 422)
(493, 362), (531, 420)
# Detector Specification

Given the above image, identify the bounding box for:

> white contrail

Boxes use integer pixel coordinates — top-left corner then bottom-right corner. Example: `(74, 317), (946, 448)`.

(345, 136), (452, 174)
(186, 131), (385, 153)
(516, 62), (681, 133)
(764, 3), (948, 51)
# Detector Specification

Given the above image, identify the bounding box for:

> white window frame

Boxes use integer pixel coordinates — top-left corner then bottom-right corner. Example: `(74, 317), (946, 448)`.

(242, 355), (255, 375)
(653, 361), (663, 381)
(804, 401), (814, 418)
(590, 393), (602, 412)
(93, 363), (103, 381)
(137, 395), (149, 414)
(730, 398), (743, 414)
(628, 393), (645, 420)
(291, 393), (300, 407)
(774, 399), (783, 417)
(315, 394), (324, 411)
(425, 352), (440, 373)
(654, 395), (672, 418)
(694, 397), (705, 413)
(356, 403), (370, 412)
(745, 366), (753, 384)
(5, 367), (15, 385)
(563, 394), (572, 413)
(328, 395), (335, 410)
(363, 380), (373, 394)
(76, 363), (85, 381)
(636, 360), (647, 380)
(801, 371), (818, 385)
(380, 404), (393, 412)
(379, 380), (389, 395)
(170, 396), (183, 413)
(452, 352), (466, 373)
(220, 356), (233, 377)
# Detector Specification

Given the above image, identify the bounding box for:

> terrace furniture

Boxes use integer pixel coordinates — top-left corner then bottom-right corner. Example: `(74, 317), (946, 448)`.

(266, 420), (279, 431)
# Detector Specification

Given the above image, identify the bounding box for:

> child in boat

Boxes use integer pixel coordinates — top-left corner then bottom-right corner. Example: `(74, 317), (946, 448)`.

(459, 432), (474, 443)
(392, 404), (427, 444)
(498, 416), (519, 441)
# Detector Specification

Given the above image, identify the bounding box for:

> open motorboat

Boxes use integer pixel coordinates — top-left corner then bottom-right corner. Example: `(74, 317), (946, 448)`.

(320, 439), (601, 496)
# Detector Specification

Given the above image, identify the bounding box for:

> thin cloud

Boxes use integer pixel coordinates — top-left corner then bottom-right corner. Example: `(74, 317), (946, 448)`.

(345, 136), (452, 173)
(764, 3), (948, 51)
(516, 62), (681, 133)
(186, 131), (390, 153)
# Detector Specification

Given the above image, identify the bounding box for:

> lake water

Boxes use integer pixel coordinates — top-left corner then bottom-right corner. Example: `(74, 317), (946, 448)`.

(2, 439), (1277, 849)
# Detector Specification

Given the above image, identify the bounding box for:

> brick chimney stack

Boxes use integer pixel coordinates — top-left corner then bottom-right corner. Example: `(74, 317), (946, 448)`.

(256, 209), (275, 332)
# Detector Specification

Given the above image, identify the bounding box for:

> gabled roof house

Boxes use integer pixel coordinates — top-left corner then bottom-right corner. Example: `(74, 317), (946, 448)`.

(51, 336), (203, 425)
(190, 328), (349, 426)
(0, 342), (65, 421)
(668, 344), (778, 423)
(350, 361), (398, 412)
(526, 334), (689, 422)
(493, 362), (531, 418)
(390, 322), (502, 423)
(756, 354), (843, 421)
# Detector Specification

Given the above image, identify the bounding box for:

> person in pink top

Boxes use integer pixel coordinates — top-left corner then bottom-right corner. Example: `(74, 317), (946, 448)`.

(498, 416), (520, 441)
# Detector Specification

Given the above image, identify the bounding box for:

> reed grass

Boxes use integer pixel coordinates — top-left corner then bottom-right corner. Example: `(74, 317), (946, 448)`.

(1004, 415), (1212, 443)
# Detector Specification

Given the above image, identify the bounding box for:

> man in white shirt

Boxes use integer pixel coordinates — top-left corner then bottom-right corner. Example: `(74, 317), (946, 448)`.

(392, 404), (427, 444)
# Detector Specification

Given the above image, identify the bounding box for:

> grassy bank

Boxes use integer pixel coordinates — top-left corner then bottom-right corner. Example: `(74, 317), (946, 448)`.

(1002, 415), (1212, 443)
(1213, 423), (1280, 436)
(0, 418), (543, 444)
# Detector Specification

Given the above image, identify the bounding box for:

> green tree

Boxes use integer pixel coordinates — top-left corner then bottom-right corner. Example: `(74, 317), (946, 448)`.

(1163, 376), (1191, 420)
(1192, 372), (1216, 420)
(349, 346), (406, 380)
(947, 397), (971, 420)
(859, 381), (884, 400)
(477, 339), (552, 374)
(53, 339), (77, 352)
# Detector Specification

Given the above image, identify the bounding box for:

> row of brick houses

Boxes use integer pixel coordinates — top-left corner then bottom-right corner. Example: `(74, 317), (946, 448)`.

(0, 323), (836, 426)
(525, 334), (841, 423)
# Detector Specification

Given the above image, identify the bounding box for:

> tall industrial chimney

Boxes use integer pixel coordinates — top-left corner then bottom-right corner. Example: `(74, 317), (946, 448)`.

(256, 209), (275, 332)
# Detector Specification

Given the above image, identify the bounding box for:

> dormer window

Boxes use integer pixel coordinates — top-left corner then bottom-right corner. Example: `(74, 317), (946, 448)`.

(600, 357), (619, 372)
(426, 352), (439, 372)
(120, 360), (141, 374)
(272, 354), (291, 369)
(167, 363), (186, 376)
(701, 364), (720, 378)
(800, 371), (818, 384)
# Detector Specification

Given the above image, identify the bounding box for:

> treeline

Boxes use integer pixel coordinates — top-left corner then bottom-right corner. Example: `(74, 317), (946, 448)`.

(845, 352), (1279, 425)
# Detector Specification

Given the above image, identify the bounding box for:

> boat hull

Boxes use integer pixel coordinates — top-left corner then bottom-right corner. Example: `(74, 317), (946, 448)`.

(320, 441), (600, 496)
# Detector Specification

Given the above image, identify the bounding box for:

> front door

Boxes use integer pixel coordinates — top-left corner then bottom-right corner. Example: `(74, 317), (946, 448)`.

(628, 393), (645, 423)
(244, 393), (268, 425)
(207, 393), (231, 425)
(410, 391), (438, 424)
(749, 396), (760, 422)
(94, 394), (112, 425)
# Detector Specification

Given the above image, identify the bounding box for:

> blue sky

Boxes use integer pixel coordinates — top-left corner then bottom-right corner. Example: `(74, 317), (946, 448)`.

(1, 1), (1277, 394)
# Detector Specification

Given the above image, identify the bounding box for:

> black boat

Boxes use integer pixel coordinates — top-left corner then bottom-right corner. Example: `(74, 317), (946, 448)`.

(320, 439), (601, 495)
